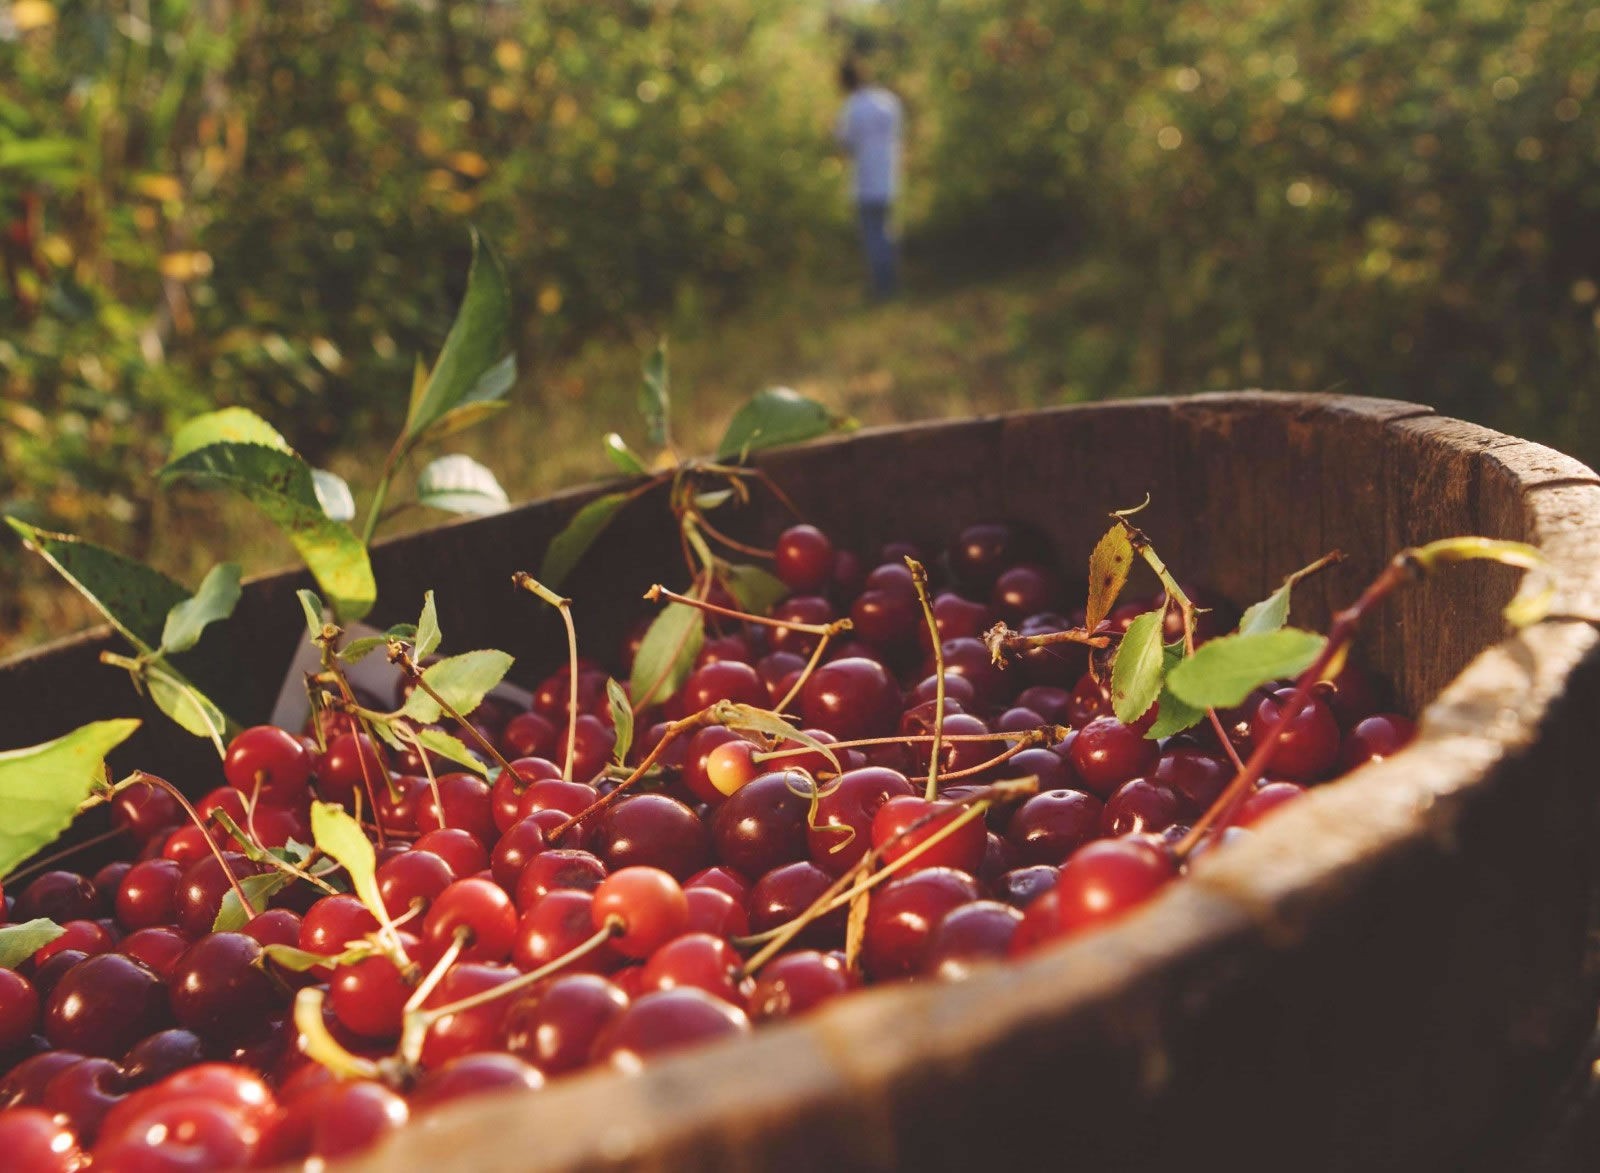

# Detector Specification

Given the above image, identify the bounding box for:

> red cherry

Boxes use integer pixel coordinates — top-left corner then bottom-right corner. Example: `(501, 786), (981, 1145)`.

(314, 732), (385, 807)
(1068, 715), (1160, 796)
(118, 927), (191, 980)
(683, 886), (749, 938)
(808, 767), (915, 876)
(111, 780), (182, 844)
(871, 795), (987, 875)
(1249, 689), (1341, 781)
(415, 773), (497, 844)
(223, 726), (312, 805)
(503, 974), (629, 1075)
(1101, 779), (1181, 837)
(500, 711), (559, 760)
(413, 1052), (543, 1109)
(775, 524), (835, 592)
(514, 849), (607, 911)
(861, 867), (981, 979)
(329, 954), (414, 1039)
(592, 867), (688, 959)
(376, 849), (455, 920)
(1234, 781), (1308, 827)
(1013, 838), (1175, 949)
(512, 890), (619, 975)
(0, 1107), (83, 1172)
(423, 878), (518, 964)
(924, 899), (1024, 979)
(746, 950), (850, 1021)
(0, 968), (40, 1052)
(417, 963), (519, 1068)
(95, 1095), (259, 1169)
(590, 988), (749, 1070)
(640, 932), (744, 1004)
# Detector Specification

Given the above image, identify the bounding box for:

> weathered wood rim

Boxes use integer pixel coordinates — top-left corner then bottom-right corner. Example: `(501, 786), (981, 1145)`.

(5, 394), (1599, 1171)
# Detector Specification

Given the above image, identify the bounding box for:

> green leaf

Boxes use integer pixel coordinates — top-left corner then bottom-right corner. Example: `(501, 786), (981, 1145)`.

(405, 231), (515, 446)
(416, 454), (509, 516)
(1237, 553), (1343, 637)
(160, 442), (376, 623)
(715, 387), (838, 461)
(146, 665), (227, 754)
(1085, 525), (1134, 632)
(412, 727), (489, 775)
(1145, 643), (1205, 740)
(539, 491), (629, 588)
(160, 563), (242, 655)
(1110, 610), (1165, 724)
(692, 488), (734, 511)
(604, 433), (648, 475)
(629, 603), (704, 708)
(310, 801), (386, 925)
(263, 941), (376, 972)
(338, 623), (418, 664)
(311, 469), (357, 523)
(722, 562), (789, 617)
(0, 719), (140, 880)
(169, 407), (291, 462)
(297, 590), (324, 640)
(415, 591), (442, 659)
(399, 650), (515, 724)
(424, 400), (511, 444)
(639, 339), (671, 448)
(607, 678), (634, 768)
(213, 871), (293, 932)
(0, 920), (65, 969)
(1166, 629), (1328, 710)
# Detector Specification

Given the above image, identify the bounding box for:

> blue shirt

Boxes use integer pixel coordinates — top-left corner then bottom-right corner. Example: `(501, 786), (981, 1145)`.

(834, 86), (903, 204)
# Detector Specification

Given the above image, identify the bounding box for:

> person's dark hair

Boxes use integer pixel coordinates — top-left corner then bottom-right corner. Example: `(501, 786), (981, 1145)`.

(839, 60), (861, 92)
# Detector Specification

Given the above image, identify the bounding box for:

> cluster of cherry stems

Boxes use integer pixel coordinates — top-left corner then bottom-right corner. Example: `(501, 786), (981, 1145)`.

(0, 521), (1414, 1171)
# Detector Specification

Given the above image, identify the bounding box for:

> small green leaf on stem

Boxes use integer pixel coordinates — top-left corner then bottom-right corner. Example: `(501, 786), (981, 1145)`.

(1085, 525), (1135, 632)
(416, 454), (509, 516)
(309, 802), (386, 925)
(414, 591), (442, 660)
(722, 563), (788, 617)
(639, 338), (671, 449)
(412, 727), (490, 776)
(692, 488), (734, 511)
(539, 492), (629, 589)
(1110, 610), (1165, 724)
(297, 590), (325, 641)
(607, 678), (634, 768)
(715, 387), (841, 461)
(399, 650), (515, 724)
(339, 623), (417, 664)
(0, 719), (140, 879)
(629, 602), (704, 709)
(213, 872), (293, 932)
(146, 665), (227, 755)
(264, 942), (374, 973)
(1166, 628), (1328, 710)
(604, 433), (649, 475)
(0, 920), (65, 969)
(1237, 551), (1344, 637)
(160, 563), (242, 655)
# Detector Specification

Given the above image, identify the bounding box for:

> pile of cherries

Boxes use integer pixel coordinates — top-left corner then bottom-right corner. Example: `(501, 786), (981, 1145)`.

(0, 520), (1416, 1170)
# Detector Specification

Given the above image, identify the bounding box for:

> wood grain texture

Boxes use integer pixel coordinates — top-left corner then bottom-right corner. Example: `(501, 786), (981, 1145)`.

(3, 394), (1598, 1172)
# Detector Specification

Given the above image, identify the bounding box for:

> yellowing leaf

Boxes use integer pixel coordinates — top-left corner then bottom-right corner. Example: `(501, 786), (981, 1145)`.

(1085, 525), (1134, 632)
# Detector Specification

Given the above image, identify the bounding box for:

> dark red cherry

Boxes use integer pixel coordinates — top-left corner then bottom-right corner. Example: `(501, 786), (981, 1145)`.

(1314, 659), (1382, 727)
(591, 793), (709, 881)
(930, 637), (1005, 706)
(515, 849), (607, 911)
(748, 861), (843, 947)
(169, 931), (284, 1044)
(111, 780), (183, 844)
(801, 657), (903, 740)
(412, 1052), (543, 1109)
(499, 711), (559, 761)
(851, 587), (921, 649)
(808, 767), (915, 876)
(504, 974), (629, 1074)
(1234, 781), (1308, 827)
(681, 659), (767, 713)
(375, 774), (428, 834)
(118, 928), (190, 981)
(315, 732), (385, 808)
(173, 853), (267, 938)
(746, 950), (851, 1021)
(775, 525), (836, 592)
(1, 1051), (86, 1110)
(684, 886), (749, 938)
(34, 920), (112, 966)
(415, 772), (497, 843)
(948, 522), (1014, 589)
(991, 564), (1055, 621)
(1006, 789), (1102, 866)
(993, 864), (1059, 908)
(0, 968), (40, 1052)
(1101, 779), (1181, 837)
(921, 592), (994, 650)
(122, 1028), (207, 1089)
(1154, 747), (1233, 818)
(115, 859), (183, 931)
(15, 871), (99, 924)
(1338, 713), (1416, 771)
(45, 953), (171, 1058)
(489, 816), (549, 891)
(710, 770), (815, 878)
(769, 595), (834, 657)
(591, 988), (750, 1070)
(862, 867), (981, 980)
(41, 1053), (125, 1144)
(1248, 688), (1341, 781)
(1069, 715), (1159, 796)
(924, 899), (1023, 979)
(755, 651), (809, 706)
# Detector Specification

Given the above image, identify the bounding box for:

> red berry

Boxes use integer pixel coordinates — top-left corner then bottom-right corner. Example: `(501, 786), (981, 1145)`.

(775, 524), (835, 592)
(590, 988), (749, 1070)
(592, 867), (688, 959)
(503, 973), (629, 1075)
(423, 878), (518, 964)
(870, 795), (987, 876)
(223, 726), (312, 805)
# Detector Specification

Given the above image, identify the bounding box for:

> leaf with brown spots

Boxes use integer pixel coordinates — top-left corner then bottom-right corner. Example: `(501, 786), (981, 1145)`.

(1084, 524), (1134, 632)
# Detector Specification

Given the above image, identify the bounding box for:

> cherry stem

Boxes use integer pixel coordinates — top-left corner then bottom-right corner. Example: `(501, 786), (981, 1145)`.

(1175, 555), (1413, 859)
(395, 722), (446, 844)
(3, 825), (130, 885)
(404, 927), (467, 1016)
(389, 644), (521, 781)
(992, 626), (1114, 656)
(690, 510), (774, 560)
(739, 797), (1000, 974)
(409, 919), (621, 1027)
(905, 557), (945, 801)
(294, 987), (382, 1081)
(753, 726), (1068, 763)
(547, 712), (710, 841)
(645, 584), (853, 638)
(931, 733), (1043, 783)
(314, 631), (388, 848)
(512, 573), (582, 782)
(771, 630), (832, 715)
(121, 770), (257, 920)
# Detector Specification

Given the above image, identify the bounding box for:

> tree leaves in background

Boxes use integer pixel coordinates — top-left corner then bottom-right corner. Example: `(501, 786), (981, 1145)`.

(403, 230), (515, 449)
(160, 562), (242, 655)
(607, 678), (633, 767)
(416, 454), (509, 516)
(0, 920), (65, 969)
(639, 339), (671, 448)
(539, 491), (629, 588)
(1109, 610), (1164, 724)
(160, 442), (376, 622)
(629, 602), (704, 708)
(398, 650), (514, 724)
(0, 719), (140, 879)
(1165, 629), (1327, 710)
(715, 387), (840, 461)
(723, 563), (788, 617)
(604, 432), (649, 475)
(1085, 525), (1134, 632)
(169, 407), (291, 462)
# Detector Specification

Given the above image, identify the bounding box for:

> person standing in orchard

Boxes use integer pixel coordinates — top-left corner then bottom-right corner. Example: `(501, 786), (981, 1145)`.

(834, 60), (903, 300)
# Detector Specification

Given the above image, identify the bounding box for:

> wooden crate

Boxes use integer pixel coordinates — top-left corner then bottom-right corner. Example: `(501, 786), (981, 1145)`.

(4, 393), (1599, 1170)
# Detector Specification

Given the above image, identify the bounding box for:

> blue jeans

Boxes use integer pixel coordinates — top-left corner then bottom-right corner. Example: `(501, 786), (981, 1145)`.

(857, 201), (897, 298)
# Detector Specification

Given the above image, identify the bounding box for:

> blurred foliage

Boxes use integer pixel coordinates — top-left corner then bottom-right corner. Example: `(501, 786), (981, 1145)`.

(3, 0), (1598, 646)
